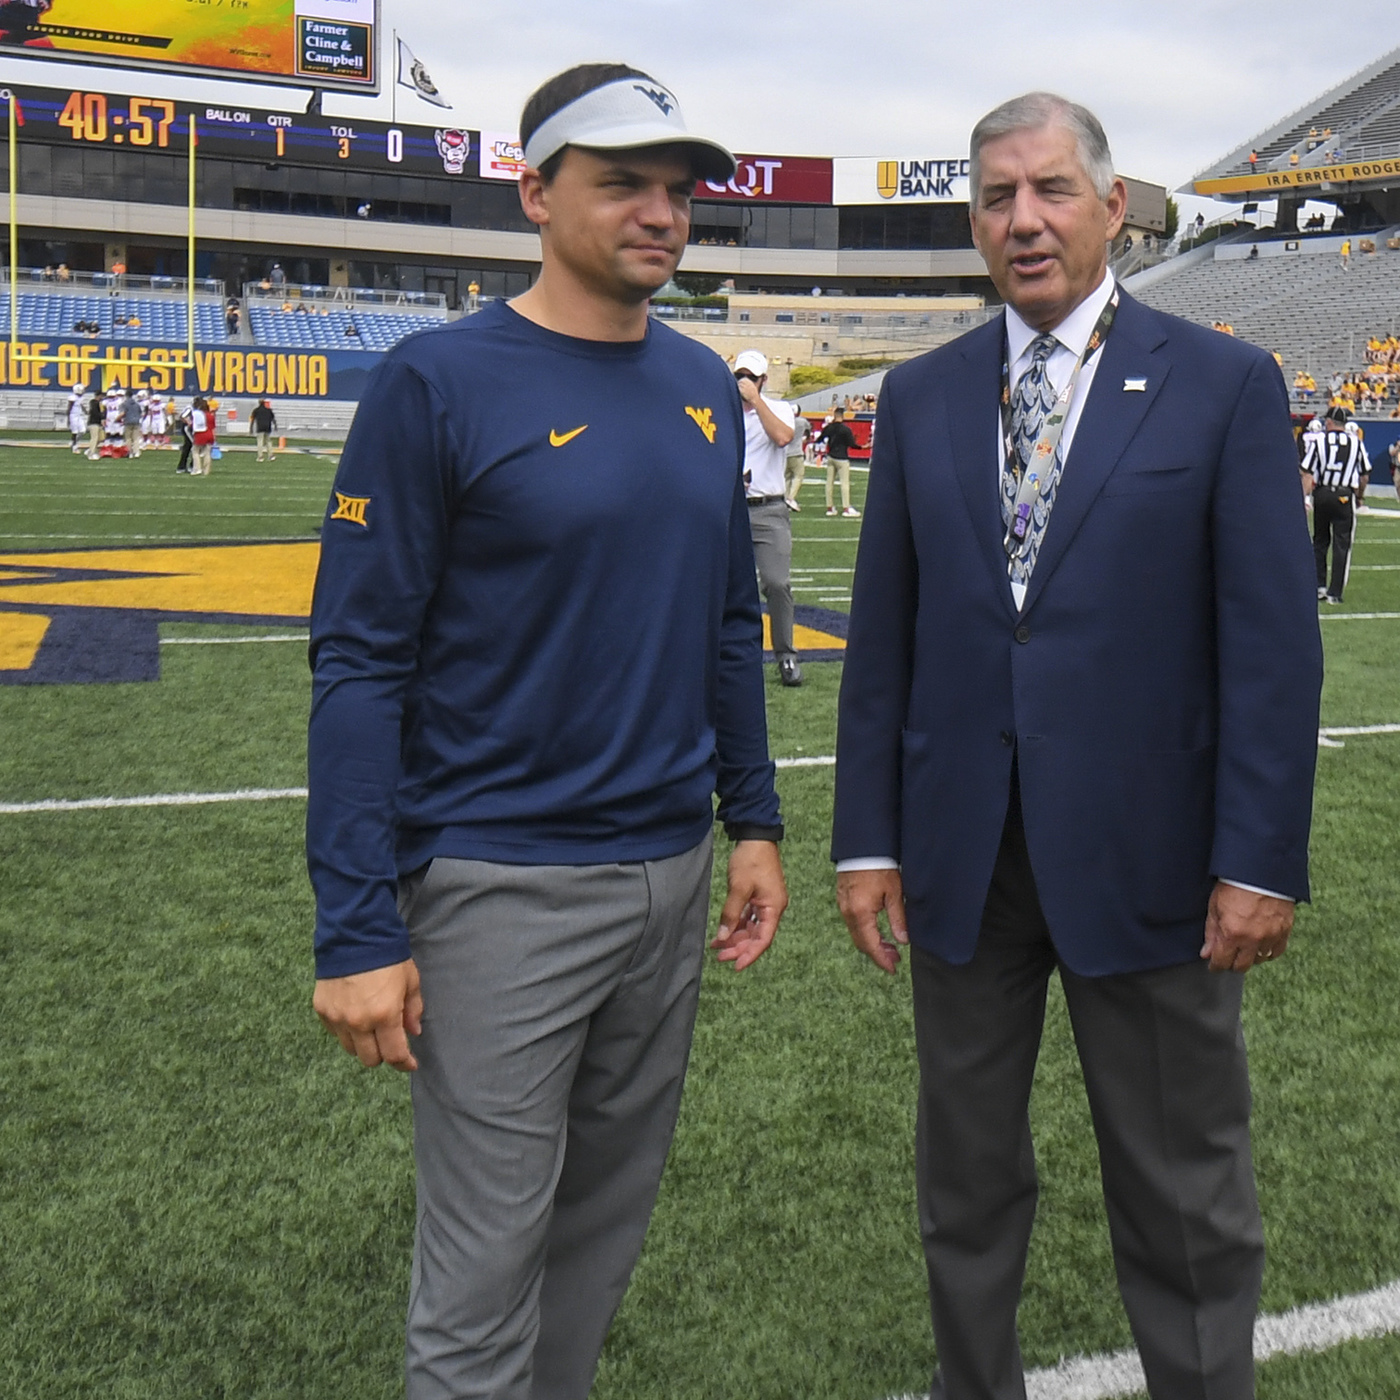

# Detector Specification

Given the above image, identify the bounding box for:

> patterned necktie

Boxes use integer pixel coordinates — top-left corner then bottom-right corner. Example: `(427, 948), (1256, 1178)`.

(1001, 332), (1064, 592)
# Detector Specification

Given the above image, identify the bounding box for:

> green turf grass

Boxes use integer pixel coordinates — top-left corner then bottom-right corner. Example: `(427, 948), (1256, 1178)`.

(2, 461), (1398, 1399)
(0, 440), (338, 548)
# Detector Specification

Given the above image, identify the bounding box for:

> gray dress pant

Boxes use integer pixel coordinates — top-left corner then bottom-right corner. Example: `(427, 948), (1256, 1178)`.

(912, 780), (1263, 1400)
(399, 835), (713, 1400)
(748, 498), (796, 658)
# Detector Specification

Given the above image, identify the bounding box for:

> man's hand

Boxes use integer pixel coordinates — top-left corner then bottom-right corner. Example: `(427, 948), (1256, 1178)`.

(735, 375), (761, 406)
(837, 868), (908, 975)
(1200, 882), (1294, 972)
(313, 958), (423, 1071)
(711, 840), (787, 970)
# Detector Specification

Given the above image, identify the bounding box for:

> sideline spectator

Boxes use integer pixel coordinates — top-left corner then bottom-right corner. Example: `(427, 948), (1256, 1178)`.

(174, 402), (195, 474)
(818, 405), (859, 516)
(122, 389), (143, 459)
(190, 397), (216, 475)
(784, 412), (808, 509)
(85, 391), (103, 458)
(251, 399), (278, 461)
(734, 348), (802, 687)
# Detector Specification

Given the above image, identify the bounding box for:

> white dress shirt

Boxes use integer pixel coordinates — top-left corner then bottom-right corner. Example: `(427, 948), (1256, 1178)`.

(837, 271), (1290, 902)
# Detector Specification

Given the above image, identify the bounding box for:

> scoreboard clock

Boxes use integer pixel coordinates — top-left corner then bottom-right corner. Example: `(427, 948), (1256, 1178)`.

(16, 85), (478, 178)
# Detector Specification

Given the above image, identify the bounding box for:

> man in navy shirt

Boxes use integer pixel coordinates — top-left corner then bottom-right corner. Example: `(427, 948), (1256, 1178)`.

(308, 64), (788, 1399)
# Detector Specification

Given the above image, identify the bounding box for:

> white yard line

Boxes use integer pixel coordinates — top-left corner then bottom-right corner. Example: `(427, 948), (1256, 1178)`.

(160, 634), (308, 646)
(0, 787), (307, 815)
(1318, 611), (1400, 620)
(884, 1278), (1400, 1400)
(0, 759), (838, 813)
(17, 730), (1400, 818)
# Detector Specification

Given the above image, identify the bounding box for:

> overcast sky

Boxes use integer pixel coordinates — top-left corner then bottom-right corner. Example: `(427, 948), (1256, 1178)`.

(1, 2), (1393, 222)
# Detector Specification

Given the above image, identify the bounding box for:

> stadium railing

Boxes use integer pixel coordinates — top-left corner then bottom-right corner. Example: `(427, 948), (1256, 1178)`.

(0, 268), (225, 298)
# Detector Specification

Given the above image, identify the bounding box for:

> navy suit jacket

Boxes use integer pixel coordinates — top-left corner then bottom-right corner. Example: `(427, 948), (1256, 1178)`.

(831, 290), (1323, 976)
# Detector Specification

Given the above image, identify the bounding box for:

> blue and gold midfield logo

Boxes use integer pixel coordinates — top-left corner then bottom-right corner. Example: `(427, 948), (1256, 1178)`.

(0, 542), (316, 685)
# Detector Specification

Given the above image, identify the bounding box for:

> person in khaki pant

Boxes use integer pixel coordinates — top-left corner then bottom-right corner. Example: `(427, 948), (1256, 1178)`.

(818, 405), (859, 515)
(85, 393), (103, 458)
(251, 399), (278, 461)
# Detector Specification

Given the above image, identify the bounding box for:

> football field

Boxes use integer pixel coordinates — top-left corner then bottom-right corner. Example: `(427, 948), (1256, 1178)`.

(1, 437), (1398, 1399)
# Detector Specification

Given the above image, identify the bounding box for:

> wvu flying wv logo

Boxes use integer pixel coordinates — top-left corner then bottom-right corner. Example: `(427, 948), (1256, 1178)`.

(685, 406), (717, 443)
(330, 492), (371, 527)
(0, 542), (317, 686)
(634, 85), (675, 116)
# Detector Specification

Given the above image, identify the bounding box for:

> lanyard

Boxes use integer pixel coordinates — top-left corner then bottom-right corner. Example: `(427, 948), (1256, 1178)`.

(1000, 288), (1119, 558)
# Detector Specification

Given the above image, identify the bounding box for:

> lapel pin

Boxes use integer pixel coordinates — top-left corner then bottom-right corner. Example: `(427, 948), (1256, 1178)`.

(1123, 377), (1147, 392)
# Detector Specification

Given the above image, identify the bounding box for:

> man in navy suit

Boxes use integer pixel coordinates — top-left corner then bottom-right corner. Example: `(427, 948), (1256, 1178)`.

(833, 93), (1321, 1400)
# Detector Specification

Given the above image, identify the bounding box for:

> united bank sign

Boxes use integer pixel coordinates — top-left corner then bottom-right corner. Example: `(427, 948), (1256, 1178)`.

(833, 155), (971, 205)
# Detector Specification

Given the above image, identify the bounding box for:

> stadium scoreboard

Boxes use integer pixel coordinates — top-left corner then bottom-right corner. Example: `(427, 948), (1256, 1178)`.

(3, 0), (380, 94)
(13, 84), (476, 178)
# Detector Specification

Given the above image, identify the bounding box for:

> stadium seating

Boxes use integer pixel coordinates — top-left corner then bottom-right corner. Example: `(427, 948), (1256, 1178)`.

(1211, 57), (1400, 174)
(1130, 236), (1400, 382)
(246, 303), (447, 352)
(0, 291), (225, 343)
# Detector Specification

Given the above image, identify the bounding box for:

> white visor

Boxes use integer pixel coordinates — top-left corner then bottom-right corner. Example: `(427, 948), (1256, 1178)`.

(523, 77), (736, 182)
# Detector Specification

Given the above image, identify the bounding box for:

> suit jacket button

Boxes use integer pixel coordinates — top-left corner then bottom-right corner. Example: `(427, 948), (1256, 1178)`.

(1014, 625), (1031, 644)
(1000, 730), (1013, 746)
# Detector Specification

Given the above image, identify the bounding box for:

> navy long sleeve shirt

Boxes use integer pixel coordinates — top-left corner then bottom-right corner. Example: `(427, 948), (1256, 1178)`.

(307, 303), (781, 978)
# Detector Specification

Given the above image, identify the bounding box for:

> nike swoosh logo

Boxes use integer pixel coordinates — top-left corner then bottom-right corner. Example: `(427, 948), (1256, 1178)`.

(549, 425), (588, 448)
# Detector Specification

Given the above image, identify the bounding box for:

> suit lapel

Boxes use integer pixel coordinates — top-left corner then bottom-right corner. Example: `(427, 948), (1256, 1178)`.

(948, 316), (1019, 620)
(1020, 294), (1170, 615)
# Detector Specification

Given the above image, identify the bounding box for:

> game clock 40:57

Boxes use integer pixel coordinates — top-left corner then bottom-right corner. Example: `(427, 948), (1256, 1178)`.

(56, 91), (176, 147)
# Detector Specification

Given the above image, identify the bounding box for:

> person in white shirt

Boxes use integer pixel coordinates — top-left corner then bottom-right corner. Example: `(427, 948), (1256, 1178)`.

(735, 349), (802, 686)
(66, 389), (87, 453)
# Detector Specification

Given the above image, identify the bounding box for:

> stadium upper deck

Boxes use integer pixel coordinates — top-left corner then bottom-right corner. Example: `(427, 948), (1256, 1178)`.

(1190, 45), (1400, 225)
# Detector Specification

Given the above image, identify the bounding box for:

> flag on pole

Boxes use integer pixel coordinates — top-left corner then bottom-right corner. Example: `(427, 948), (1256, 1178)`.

(397, 39), (451, 109)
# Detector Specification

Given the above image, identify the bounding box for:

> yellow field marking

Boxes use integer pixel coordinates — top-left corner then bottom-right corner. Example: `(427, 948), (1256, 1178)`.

(0, 542), (319, 618)
(0, 611), (50, 669)
(763, 616), (847, 652)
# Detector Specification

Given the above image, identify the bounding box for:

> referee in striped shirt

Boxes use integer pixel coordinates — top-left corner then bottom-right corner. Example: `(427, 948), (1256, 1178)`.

(1303, 407), (1370, 604)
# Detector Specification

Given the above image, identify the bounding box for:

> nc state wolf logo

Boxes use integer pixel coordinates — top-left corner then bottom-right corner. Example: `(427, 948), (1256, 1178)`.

(434, 129), (470, 175)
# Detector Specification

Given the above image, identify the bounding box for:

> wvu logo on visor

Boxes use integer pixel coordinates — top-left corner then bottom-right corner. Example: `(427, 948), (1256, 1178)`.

(634, 85), (676, 116)
(330, 492), (371, 527)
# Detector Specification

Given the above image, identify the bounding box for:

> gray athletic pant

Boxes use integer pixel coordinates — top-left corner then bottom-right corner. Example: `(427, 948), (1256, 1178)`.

(748, 498), (796, 658)
(913, 781), (1263, 1400)
(399, 835), (713, 1400)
